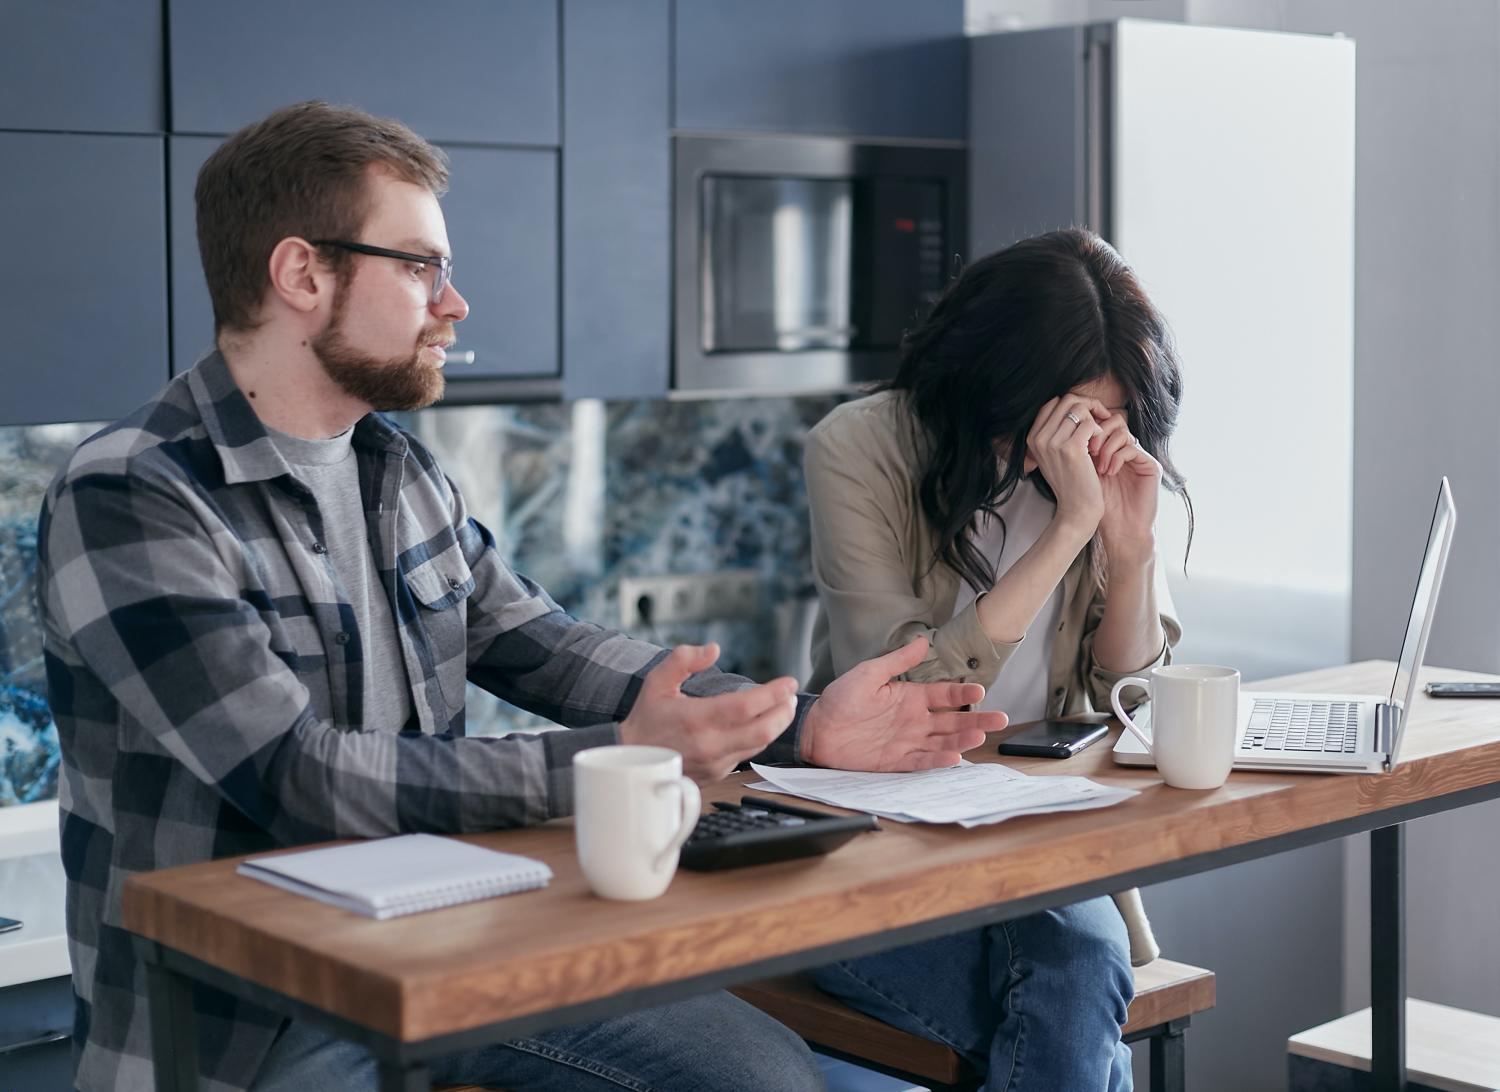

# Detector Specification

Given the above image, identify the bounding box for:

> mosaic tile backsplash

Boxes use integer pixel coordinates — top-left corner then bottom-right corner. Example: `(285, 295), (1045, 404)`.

(0, 394), (842, 804)
(405, 395), (843, 736)
(1, 422), (102, 806)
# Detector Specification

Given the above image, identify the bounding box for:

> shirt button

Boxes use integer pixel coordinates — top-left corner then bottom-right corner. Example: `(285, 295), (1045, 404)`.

(448, 577), (461, 589)
(966, 657), (980, 670)
(311, 542), (328, 554)
(334, 631), (351, 645)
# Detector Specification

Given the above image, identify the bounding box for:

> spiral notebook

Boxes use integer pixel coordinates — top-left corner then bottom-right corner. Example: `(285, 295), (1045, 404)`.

(237, 834), (553, 920)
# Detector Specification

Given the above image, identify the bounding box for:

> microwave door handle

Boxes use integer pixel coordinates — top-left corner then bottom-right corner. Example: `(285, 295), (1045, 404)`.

(776, 326), (858, 338)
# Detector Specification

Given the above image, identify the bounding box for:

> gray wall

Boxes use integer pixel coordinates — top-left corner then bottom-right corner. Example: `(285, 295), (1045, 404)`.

(965, 0), (1499, 1087)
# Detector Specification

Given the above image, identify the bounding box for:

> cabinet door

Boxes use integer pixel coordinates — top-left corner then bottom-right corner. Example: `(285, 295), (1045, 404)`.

(0, 134), (167, 426)
(0, 976), (71, 1092)
(170, 139), (558, 381)
(169, 0), (558, 146)
(0, 0), (162, 133)
(675, 0), (966, 139)
(562, 0), (670, 400)
(442, 147), (558, 379)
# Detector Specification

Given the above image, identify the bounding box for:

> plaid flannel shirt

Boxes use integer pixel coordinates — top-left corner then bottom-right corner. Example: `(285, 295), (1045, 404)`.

(37, 351), (806, 1092)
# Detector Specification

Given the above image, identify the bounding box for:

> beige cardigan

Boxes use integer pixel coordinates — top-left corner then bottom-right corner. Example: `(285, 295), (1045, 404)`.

(805, 390), (1181, 702)
(802, 390), (1181, 965)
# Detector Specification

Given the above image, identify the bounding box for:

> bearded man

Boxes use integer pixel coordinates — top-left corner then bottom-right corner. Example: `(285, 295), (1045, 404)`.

(37, 101), (1000, 1092)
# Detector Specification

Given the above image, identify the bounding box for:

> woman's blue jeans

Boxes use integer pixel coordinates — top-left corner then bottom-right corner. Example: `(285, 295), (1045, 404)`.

(811, 896), (1135, 1092)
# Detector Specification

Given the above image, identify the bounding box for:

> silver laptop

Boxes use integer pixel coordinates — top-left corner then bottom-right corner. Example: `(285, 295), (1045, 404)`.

(1114, 477), (1455, 775)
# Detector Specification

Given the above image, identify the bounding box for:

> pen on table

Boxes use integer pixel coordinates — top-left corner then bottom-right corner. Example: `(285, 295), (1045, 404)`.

(725, 794), (881, 827)
(717, 795), (820, 819)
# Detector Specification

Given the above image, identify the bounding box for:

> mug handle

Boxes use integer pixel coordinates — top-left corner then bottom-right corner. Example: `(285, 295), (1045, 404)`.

(1110, 676), (1154, 754)
(654, 776), (702, 872)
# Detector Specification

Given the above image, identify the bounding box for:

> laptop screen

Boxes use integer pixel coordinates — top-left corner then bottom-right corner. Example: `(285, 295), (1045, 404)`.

(1388, 478), (1457, 727)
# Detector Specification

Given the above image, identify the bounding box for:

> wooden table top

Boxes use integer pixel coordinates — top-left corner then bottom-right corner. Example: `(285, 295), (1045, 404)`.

(122, 661), (1500, 1043)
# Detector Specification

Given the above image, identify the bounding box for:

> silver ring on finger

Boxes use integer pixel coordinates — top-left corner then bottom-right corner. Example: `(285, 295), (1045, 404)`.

(1064, 411), (1082, 426)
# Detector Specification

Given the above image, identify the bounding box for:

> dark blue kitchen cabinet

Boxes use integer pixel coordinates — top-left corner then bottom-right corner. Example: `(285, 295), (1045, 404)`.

(0, 0), (162, 133)
(674, 0), (967, 140)
(562, 0), (671, 400)
(441, 146), (559, 380)
(0, 975), (71, 1091)
(169, 139), (558, 382)
(168, 0), (559, 146)
(0, 133), (168, 427)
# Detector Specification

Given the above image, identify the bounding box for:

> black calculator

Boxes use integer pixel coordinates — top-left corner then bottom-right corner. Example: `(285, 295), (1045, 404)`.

(678, 795), (878, 872)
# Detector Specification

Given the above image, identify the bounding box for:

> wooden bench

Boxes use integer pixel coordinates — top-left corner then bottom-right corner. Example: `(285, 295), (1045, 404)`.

(438, 959), (1212, 1092)
(729, 957), (1216, 1092)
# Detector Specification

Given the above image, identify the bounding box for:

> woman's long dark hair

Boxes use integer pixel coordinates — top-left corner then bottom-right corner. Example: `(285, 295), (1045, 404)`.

(884, 228), (1191, 592)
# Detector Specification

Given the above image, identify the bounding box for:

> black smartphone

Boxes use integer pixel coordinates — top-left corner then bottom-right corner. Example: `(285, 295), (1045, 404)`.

(997, 720), (1109, 759)
(0, 917), (22, 935)
(1425, 681), (1500, 698)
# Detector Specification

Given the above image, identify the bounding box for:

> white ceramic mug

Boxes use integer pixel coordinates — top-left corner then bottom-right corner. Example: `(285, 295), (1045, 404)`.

(574, 745), (702, 900)
(1110, 665), (1240, 790)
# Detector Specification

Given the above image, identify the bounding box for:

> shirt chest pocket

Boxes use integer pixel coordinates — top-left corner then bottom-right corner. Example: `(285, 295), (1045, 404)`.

(266, 618), (335, 723)
(402, 545), (477, 707)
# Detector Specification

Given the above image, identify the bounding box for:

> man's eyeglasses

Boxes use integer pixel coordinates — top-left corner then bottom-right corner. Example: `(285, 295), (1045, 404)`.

(312, 240), (453, 303)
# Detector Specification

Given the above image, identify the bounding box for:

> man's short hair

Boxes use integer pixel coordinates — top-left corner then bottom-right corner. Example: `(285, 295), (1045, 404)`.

(196, 100), (449, 334)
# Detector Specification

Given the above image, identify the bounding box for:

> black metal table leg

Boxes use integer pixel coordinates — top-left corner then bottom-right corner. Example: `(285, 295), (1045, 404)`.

(1148, 1017), (1188, 1092)
(1371, 824), (1406, 1092)
(377, 1059), (432, 1092)
(140, 942), (200, 1092)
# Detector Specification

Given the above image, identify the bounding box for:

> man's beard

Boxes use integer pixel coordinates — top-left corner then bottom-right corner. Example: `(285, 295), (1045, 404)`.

(310, 286), (451, 412)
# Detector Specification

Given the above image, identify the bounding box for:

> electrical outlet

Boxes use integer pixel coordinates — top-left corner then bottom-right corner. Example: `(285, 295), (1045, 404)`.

(619, 570), (763, 627)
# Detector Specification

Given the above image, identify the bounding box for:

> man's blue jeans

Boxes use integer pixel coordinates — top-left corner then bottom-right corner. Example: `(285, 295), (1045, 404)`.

(251, 990), (825, 1091)
(811, 896), (1135, 1092)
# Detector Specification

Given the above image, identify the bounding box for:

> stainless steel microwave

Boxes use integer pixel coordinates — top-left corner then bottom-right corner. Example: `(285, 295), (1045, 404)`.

(673, 134), (966, 396)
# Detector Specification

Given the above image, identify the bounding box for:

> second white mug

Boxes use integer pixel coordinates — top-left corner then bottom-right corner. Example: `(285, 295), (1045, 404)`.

(1110, 665), (1240, 790)
(574, 745), (701, 900)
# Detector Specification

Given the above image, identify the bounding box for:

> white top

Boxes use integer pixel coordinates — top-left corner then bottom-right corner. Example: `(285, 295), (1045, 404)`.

(951, 480), (1065, 722)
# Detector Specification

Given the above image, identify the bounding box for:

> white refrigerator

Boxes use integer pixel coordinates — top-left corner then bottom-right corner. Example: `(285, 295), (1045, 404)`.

(970, 18), (1356, 679)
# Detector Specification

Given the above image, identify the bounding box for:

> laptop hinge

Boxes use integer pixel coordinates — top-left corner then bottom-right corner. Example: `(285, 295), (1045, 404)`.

(1375, 703), (1400, 770)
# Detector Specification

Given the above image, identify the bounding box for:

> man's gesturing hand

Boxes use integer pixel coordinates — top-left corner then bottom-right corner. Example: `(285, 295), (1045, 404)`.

(800, 637), (1006, 771)
(618, 643), (800, 784)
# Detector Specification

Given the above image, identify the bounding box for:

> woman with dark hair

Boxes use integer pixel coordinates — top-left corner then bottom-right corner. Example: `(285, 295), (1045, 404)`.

(803, 228), (1188, 1091)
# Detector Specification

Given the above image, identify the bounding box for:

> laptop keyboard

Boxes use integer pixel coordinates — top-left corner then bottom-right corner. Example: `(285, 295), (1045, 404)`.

(1242, 699), (1362, 753)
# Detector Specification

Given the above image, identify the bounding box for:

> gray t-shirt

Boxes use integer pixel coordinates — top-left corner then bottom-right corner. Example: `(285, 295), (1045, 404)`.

(266, 424), (414, 732)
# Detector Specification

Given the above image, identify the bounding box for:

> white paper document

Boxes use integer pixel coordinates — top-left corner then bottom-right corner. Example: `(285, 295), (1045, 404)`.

(747, 761), (1136, 827)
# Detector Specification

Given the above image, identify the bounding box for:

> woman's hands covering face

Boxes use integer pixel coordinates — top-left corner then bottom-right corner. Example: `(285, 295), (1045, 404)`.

(1025, 394), (1111, 532)
(1025, 397), (1161, 569)
(1089, 410), (1160, 568)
